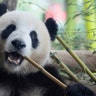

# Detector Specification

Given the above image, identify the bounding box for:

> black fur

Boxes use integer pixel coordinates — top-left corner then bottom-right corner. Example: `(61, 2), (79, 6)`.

(65, 83), (96, 96)
(45, 18), (58, 41)
(1, 24), (16, 39)
(0, 65), (65, 96)
(0, 65), (95, 96)
(0, 3), (7, 16)
(30, 31), (39, 48)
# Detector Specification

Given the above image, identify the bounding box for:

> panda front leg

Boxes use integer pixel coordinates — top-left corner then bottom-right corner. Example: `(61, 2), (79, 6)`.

(65, 83), (96, 96)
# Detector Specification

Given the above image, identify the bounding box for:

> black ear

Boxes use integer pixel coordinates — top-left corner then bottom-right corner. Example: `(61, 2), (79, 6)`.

(0, 3), (7, 16)
(45, 18), (58, 41)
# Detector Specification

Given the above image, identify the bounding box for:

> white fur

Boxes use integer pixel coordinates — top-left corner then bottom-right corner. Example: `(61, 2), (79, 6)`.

(20, 87), (46, 96)
(0, 11), (51, 74)
(0, 84), (45, 96)
(0, 84), (11, 96)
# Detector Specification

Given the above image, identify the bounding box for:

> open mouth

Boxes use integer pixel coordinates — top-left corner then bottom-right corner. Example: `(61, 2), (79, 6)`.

(5, 52), (24, 65)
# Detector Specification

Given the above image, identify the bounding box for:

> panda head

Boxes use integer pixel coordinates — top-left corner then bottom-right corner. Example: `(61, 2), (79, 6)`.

(0, 10), (58, 74)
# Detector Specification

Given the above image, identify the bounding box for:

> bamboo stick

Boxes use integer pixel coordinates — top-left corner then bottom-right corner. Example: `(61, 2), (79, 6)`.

(50, 52), (80, 83)
(23, 56), (67, 89)
(56, 36), (96, 82)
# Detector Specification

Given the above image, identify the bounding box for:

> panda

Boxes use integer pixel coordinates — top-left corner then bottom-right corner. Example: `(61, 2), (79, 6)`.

(0, 4), (95, 96)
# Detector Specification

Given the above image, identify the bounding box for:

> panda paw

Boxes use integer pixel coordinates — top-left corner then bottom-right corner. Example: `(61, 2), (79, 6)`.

(65, 83), (96, 96)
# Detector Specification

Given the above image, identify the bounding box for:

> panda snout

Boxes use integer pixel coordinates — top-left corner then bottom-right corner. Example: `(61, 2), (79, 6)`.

(11, 39), (26, 50)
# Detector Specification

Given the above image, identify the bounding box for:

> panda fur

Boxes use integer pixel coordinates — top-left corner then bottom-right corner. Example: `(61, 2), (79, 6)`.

(0, 4), (95, 96)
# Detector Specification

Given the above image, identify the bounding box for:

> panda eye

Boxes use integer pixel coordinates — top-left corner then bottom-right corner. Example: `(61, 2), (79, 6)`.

(30, 31), (39, 49)
(1, 24), (16, 39)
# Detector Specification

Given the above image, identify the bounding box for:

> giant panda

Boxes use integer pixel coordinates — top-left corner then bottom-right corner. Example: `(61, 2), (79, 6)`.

(0, 4), (95, 96)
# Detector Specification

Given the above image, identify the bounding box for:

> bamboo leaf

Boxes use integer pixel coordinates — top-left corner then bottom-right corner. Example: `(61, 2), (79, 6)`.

(83, 19), (95, 22)
(73, 12), (82, 19)
(64, 17), (71, 26)
(85, 2), (93, 11)
(84, 0), (92, 4)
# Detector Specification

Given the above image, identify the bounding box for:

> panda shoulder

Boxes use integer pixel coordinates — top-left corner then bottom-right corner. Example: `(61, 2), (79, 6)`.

(44, 64), (63, 81)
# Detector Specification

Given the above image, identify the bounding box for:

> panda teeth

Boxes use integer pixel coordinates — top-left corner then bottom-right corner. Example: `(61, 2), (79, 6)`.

(8, 57), (13, 62)
(5, 52), (23, 65)
(8, 57), (20, 64)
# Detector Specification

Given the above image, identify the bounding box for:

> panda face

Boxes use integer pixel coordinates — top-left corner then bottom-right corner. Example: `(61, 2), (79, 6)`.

(0, 11), (51, 74)
(3, 25), (38, 66)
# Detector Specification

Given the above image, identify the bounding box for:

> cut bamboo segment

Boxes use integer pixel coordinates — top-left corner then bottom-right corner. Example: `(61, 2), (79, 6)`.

(56, 36), (96, 82)
(23, 56), (67, 89)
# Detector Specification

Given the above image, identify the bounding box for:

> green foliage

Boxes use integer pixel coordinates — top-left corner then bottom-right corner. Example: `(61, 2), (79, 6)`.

(17, 0), (48, 19)
(0, 0), (2, 2)
(52, 0), (96, 50)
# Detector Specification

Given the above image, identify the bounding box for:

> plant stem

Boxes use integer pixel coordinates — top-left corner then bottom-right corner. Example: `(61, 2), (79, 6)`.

(50, 52), (80, 83)
(23, 56), (67, 89)
(56, 36), (96, 82)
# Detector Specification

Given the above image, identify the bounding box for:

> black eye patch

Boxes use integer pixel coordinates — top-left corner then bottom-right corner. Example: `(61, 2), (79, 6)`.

(1, 24), (16, 39)
(30, 31), (39, 49)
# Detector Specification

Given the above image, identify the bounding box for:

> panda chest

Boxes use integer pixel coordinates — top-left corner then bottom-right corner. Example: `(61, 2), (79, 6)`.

(0, 84), (12, 96)
(0, 73), (46, 96)
(20, 87), (46, 96)
(17, 76), (46, 96)
(0, 83), (45, 96)
(15, 79), (46, 96)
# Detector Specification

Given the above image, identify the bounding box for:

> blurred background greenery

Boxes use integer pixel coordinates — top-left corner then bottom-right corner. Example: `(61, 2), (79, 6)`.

(0, 0), (96, 51)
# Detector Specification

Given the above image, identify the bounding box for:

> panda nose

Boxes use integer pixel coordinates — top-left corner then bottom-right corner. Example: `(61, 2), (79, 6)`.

(11, 39), (26, 49)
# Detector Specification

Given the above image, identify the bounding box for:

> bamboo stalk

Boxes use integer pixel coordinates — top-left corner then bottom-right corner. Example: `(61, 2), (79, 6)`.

(23, 56), (67, 89)
(56, 36), (96, 82)
(50, 52), (80, 83)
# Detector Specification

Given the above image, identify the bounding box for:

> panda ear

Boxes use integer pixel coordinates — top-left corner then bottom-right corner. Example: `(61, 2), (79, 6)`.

(45, 18), (58, 41)
(0, 3), (7, 16)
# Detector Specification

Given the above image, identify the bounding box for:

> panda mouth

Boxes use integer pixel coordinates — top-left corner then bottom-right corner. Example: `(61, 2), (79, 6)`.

(5, 52), (24, 65)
